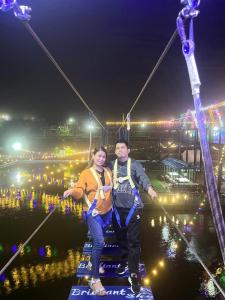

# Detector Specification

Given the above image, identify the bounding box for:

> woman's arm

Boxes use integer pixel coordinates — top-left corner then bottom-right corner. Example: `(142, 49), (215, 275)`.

(63, 170), (87, 199)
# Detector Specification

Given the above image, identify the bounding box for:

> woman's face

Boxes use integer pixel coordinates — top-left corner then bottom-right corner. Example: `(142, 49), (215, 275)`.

(92, 150), (106, 167)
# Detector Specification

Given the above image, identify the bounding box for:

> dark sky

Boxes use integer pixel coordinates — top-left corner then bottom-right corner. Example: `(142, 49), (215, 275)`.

(0, 0), (225, 124)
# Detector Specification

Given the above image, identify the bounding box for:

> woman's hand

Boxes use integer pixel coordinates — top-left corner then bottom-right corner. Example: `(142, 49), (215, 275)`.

(63, 189), (74, 198)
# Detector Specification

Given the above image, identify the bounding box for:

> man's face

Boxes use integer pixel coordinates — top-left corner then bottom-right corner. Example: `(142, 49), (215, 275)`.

(115, 143), (130, 159)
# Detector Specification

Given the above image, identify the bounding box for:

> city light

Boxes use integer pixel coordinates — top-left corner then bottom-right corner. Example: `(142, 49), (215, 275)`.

(144, 277), (150, 285)
(16, 172), (21, 183)
(68, 117), (75, 124)
(88, 124), (94, 130)
(159, 260), (165, 267)
(12, 142), (22, 151)
(106, 120), (176, 126)
(0, 114), (11, 121)
(86, 121), (96, 131)
(152, 269), (158, 276)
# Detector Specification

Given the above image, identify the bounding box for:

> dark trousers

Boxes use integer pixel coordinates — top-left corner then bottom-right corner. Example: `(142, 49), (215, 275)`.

(112, 207), (142, 275)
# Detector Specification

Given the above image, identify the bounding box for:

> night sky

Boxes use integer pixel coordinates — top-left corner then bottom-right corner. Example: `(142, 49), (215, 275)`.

(0, 0), (225, 124)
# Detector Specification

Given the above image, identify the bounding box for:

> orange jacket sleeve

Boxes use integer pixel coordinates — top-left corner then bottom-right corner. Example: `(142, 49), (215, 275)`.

(71, 170), (87, 200)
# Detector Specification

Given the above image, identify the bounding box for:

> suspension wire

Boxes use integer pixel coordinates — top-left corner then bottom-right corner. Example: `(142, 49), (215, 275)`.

(0, 206), (57, 276)
(22, 22), (107, 132)
(153, 198), (225, 298)
(117, 28), (178, 135)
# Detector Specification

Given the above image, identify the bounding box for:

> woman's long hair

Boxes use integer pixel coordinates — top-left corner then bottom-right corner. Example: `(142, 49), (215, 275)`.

(87, 146), (108, 168)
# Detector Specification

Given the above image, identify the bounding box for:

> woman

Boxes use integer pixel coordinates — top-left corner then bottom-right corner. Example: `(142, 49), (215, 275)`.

(64, 146), (112, 296)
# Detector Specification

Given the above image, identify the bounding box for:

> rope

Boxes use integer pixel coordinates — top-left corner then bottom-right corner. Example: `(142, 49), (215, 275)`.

(0, 206), (57, 276)
(22, 22), (107, 132)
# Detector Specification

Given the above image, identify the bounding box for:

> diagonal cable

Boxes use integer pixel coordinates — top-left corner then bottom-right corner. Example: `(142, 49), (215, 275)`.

(23, 22), (107, 132)
(117, 28), (178, 134)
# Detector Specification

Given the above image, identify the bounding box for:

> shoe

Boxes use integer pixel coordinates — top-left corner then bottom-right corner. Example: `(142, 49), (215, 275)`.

(115, 262), (128, 275)
(128, 273), (141, 295)
(88, 278), (107, 296)
(99, 263), (105, 274)
(87, 261), (105, 274)
(87, 261), (92, 271)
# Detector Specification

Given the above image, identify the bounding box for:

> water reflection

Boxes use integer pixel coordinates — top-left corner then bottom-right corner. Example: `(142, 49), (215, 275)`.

(0, 243), (60, 258)
(1, 249), (81, 295)
(148, 212), (224, 298)
(0, 189), (83, 217)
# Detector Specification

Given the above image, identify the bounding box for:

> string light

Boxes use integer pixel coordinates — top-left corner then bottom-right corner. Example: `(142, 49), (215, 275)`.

(159, 260), (165, 268)
(144, 277), (150, 285)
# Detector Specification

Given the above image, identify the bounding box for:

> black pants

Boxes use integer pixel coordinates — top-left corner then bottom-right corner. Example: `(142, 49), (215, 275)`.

(112, 207), (142, 275)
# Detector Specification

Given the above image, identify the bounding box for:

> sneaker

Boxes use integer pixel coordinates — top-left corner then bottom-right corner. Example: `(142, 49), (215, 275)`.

(128, 273), (141, 295)
(115, 262), (128, 275)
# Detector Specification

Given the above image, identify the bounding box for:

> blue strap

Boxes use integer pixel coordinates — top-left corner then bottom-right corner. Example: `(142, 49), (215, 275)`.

(113, 187), (141, 228)
(104, 210), (112, 229)
(94, 210), (112, 229)
(86, 198), (98, 219)
(84, 199), (112, 229)
(113, 206), (122, 227)
(125, 188), (140, 226)
(93, 214), (105, 227)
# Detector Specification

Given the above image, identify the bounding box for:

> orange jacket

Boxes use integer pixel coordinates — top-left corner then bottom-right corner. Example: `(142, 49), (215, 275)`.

(71, 167), (112, 215)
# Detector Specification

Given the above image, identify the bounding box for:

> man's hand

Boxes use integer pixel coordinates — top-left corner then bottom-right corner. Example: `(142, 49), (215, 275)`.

(148, 186), (157, 199)
(63, 189), (74, 198)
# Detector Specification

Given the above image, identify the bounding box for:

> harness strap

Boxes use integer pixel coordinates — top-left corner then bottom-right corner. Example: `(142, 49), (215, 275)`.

(113, 158), (135, 190)
(84, 167), (112, 211)
(93, 210), (112, 229)
(113, 159), (141, 227)
(113, 187), (141, 228)
(84, 167), (113, 228)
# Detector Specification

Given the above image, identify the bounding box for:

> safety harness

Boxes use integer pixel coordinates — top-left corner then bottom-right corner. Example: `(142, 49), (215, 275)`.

(113, 158), (141, 228)
(84, 167), (112, 229)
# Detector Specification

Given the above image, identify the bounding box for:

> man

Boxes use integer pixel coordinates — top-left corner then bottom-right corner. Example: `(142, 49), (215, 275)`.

(109, 139), (157, 294)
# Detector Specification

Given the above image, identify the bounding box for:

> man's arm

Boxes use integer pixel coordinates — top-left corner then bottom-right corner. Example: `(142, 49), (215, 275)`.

(134, 160), (157, 199)
(134, 160), (151, 191)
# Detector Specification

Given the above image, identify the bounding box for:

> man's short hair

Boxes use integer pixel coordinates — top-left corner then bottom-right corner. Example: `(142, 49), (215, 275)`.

(115, 139), (129, 148)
